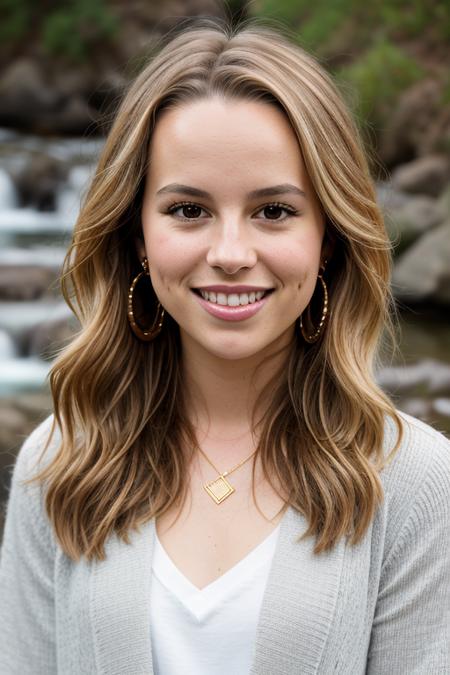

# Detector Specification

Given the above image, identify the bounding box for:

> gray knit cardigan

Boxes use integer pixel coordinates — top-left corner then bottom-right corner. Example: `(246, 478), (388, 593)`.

(0, 411), (449, 674)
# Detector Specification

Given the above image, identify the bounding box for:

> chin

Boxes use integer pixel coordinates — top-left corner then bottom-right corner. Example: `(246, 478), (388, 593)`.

(201, 340), (270, 362)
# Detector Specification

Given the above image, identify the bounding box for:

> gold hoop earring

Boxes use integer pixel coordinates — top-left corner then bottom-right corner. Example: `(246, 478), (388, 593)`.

(127, 257), (165, 341)
(299, 262), (329, 344)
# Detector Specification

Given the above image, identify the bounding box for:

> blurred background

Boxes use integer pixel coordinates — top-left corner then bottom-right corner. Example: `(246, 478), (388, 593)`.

(1, 0), (450, 535)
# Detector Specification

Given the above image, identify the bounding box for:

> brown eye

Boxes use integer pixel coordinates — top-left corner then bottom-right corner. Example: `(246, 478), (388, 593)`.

(166, 202), (206, 220)
(255, 202), (298, 221)
(263, 205), (284, 220)
(181, 204), (203, 219)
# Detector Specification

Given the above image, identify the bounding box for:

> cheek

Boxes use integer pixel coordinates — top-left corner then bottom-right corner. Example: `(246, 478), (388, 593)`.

(269, 236), (321, 289)
(144, 231), (197, 290)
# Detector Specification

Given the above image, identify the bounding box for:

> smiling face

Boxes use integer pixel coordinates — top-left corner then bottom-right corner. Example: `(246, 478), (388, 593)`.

(138, 96), (328, 363)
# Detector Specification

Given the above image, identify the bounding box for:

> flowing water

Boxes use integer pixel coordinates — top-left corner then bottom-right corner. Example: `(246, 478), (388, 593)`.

(0, 128), (101, 394)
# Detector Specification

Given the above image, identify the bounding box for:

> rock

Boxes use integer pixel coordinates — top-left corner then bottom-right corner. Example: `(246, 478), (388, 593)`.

(391, 155), (450, 197)
(433, 398), (450, 417)
(0, 390), (54, 542)
(377, 359), (450, 395)
(0, 59), (61, 130)
(0, 58), (97, 136)
(0, 265), (60, 301)
(0, 404), (29, 461)
(42, 96), (98, 136)
(437, 183), (450, 215)
(13, 153), (68, 212)
(392, 219), (450, 303)
(0, 58), (99, 135)
(376, 182), (411, 212)
(379, 79), (443, 166)
(0, 0), (227, 136)
(0, 391), (53, 473)
(28, 313), (80, 360)
(51, 66), (98, 100)
(421, 104), (450, 157)
(383, 193), (445, 253)
(0, 300), (74, 359)
(398, 398), (430, 419)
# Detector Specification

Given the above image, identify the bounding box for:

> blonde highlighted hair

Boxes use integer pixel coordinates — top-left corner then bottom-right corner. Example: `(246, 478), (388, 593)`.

(26, 17), (403, 561)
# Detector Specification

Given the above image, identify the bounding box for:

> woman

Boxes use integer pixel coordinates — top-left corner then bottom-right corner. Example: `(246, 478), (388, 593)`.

(1, 18), (449, 675)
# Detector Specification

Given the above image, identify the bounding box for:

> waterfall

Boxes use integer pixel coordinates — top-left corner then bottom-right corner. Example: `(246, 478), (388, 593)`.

(0, 168), (17, 210)
(0, 128), (100, 393)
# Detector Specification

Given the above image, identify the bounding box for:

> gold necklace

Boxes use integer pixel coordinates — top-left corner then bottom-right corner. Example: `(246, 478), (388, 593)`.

(196, 445), (258, 504)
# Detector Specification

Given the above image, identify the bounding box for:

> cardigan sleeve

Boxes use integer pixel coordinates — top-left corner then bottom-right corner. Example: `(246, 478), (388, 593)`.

(366, 430), (450, 674)
(0, 416), (58, 675)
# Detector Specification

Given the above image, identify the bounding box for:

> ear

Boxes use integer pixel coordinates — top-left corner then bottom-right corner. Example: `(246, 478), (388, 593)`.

(321, 221), (336, 267)
(134, 232), (147, 262)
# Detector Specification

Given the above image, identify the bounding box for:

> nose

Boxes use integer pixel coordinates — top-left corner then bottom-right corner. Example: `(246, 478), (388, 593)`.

(206, 220), (257, 274)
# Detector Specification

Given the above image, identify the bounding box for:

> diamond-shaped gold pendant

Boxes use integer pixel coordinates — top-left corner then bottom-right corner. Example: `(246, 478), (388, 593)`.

(204, 475), (235, 504)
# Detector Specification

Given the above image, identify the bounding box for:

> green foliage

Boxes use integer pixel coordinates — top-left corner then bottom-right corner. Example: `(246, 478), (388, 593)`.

(338, 39), (424, 129)
(0, 0), (118, 62)
(255, 0), (372, 53)
(439, 73), (450, 106)
(295, 0), (371, 54)
(379, 0), (450, 41)
(255, 0), (308, 26)
(42, 0), (118, 61)
(0, 0), (32, 44)
(254, 0), (450, 48)
(252, 0), (445, 153)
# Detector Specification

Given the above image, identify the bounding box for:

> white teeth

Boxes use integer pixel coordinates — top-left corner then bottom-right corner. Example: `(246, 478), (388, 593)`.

(217, 293), (227, 305)
(227, 294), (239, 306)
(198, 289), (270, 306)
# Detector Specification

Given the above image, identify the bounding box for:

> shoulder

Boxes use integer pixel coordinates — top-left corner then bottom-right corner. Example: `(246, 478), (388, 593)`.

(1, 414), (61, 564)
(4, 414), (61, 534)
(384, 408), (450, 454)
(379, 410), (450, 557)
(381, 409), (450, 490)
(12, 414), (61, 483)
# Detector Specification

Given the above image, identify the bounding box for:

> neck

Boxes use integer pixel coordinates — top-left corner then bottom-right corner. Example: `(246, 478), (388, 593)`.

(180, 329), (294, 440)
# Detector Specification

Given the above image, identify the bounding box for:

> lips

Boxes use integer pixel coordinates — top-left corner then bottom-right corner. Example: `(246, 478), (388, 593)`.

(191, 288), (273, 321)
(192, 288), (273, 303)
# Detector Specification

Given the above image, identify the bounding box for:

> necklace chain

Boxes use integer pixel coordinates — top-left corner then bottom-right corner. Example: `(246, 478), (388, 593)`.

(196, 444), (257, 477)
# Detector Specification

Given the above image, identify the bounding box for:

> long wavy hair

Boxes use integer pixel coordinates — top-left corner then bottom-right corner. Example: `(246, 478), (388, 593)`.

(26, 17), (403, 562)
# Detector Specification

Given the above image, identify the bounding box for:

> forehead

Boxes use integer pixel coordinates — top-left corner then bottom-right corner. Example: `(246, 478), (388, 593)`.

(147, 97), (307, 185)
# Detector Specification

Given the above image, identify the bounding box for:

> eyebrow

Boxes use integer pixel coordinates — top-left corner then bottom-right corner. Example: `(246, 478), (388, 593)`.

(156, 183), (307, 199)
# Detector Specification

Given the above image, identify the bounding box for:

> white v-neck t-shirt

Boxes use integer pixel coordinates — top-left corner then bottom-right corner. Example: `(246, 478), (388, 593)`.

(150, 523), (281, 675)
